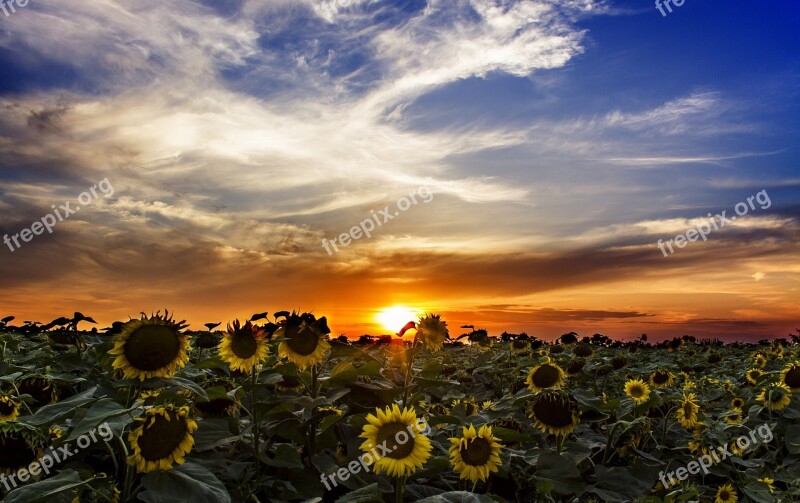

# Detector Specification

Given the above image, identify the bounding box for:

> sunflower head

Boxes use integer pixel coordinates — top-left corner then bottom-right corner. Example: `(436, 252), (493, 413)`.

(677, 393), (701, 429)
(565, 358), (586, 376)
(415, 314), (449, 351)
(448, 424), (502, 483)
(715, 484), (737, 503)
(624, 379), (651, 404)
(757, 477), (775, 494)
(0, 396), (21, 423)
(753, 353), (767, 368)
(527, 391), (580, 436)
(218, 319), (268, 373)
(526, 359), (566, 392)
(193, 331), (222, 349)
(109, 311), (190, 381)
(18, 376), (57, 407)
(128, 404), (198, 473)
(194, 397), (238, 419)
(757, 383), (792, 411)
(359, 404), (432, 478)
(0, 423), (44, 476)
(723, 408), (743, 425)
(276, 312), (331, 370)
(573, 344), (593, 357)
(731, 397), (745, 409)
(746, 368), (763, 384)
(511, 339), (529, 354)
(649, 370), (675, 388)
(780, 362), (800, 392)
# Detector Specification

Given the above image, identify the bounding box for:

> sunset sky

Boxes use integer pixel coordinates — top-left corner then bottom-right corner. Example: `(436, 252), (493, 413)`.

(1, 0), (798, 341)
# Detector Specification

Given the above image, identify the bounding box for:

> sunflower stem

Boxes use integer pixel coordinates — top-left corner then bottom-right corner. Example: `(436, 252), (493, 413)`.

(394, 476), (406, 503)
(251, 368), (262, 488)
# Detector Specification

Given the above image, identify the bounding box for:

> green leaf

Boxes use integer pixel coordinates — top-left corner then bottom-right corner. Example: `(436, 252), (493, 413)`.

(335, 483), (384, 503)
(66, 398), (131, 441)
(536, 452), (584, 496)
(266, 443), (305, 468)
(139, 462), (231, 503)
(415, 491), (497, 503)
(4, 470), (91, 503)
(27, 387), (98, 426)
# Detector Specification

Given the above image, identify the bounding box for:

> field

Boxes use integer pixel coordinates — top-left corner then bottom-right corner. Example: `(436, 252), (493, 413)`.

(1, 312), (799, 503)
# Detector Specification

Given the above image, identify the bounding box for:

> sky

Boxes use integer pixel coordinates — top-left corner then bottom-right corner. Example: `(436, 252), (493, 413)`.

(0, 0), (798, 342)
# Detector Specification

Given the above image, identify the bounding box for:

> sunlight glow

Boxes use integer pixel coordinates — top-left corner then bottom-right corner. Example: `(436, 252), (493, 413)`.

(376, 306), (420, 334)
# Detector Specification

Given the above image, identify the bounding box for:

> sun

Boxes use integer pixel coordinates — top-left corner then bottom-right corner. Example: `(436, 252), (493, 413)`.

(376, 306), (419, 334)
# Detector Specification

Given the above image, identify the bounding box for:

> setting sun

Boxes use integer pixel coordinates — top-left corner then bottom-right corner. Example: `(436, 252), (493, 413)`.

(376, 306), (420, 334)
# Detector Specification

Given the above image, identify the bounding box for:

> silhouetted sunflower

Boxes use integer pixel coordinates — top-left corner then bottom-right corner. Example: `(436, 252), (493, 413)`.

(416, 314), (449, 351)
(0, 423), (43, 475)
(780, 362), (800, 392)
(566, 358), (586, 376)
(573, 344), (593, 357)
(359, 404), (431, 478)
(218, 320), (268, 373)
(511, 339), (529, 354)
(449, 424), (502, 483)
(757, 383), (792, 411)
(649, 370), (675, 388)
(128, 404), (197, 473)
(109, 311), (190, 381)
(277, 315), (331, 370)
(624, 379), (651, 404)
(526, 359), (565, 392)
(0, 396), (20, 423)
(528, 391), (579, 436)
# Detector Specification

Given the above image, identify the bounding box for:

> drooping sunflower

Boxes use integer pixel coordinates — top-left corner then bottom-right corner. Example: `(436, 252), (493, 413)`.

(194, 397), (238, 419)
(109, 311), (190, 381)
(573, 344), (593, 357)
(0, 396), (20, 423)
(757, 382), (792, 411)
(0, 423), (44, 475)
(526, 359), (565, 392)
(649, 370), (676, 388)
(128, 404), (198, 473)
(527, 391), (580, 436)
(218, 319), (268, 373)
(780, 362), (800, 392)
(676, 393), (700, 428)
(359, 404), (432, 478)
(276, 313), (331, 370)
(448, 424), (502, 483)
(18, 376), (57, 406)
(723, 408), (743, 425)
(511, 339), (530, 354)
(565, 358), (586, 376)
(415, 314), (449, 351)
(715, 484), (737, 503)
(624, 379), (651, 404)
(745, 368), (763, 384)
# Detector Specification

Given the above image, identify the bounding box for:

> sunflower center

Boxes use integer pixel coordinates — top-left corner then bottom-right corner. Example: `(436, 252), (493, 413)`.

(375, 421), (415, 460)
(0, 400), (15, 416)
(629, 386), (644, 398)
(0, 433), (38, 470)
(531, 365), (560, 388)
(285, 327), (319, 356)
(769, 391), (784, 403)
(136, 411), (189, 461)
(683, 403), (694, 416)
(532, 395), (573, 428)
(19, 378), (54, 406)
(785, 367), (800, 388)
(124, 325), (181, 371)
(460, 437), (492, 466)
(231, 333), (258, 359)
(653, 372), (668, 384)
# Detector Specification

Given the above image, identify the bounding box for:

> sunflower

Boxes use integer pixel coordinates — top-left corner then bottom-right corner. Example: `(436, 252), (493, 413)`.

(0, 396), (20, 423)
(753, 353), (767, 368)
(109, 311), (190, 381)
(526, 359), (565, 392)
(18, 376), (57, 406)
(746, 368), (763, 384)
(128, 404), (198, 473)
(0, 423), (44, 475)
(649, 370), (676, 388)
(723, 408), (743, 425)
(49, 425), (63, 440)
(452, 398), (479, 417)
(415, 314), (449, 351)
(527, 391), (580, 436)
(677, 393), (700, 428)
(758, 477), (775, 494)
(194, 397), (238, 418)
(731, 397), (745, 409)
(359, 404), (432, 478)
(780, 362), (800, 392)
(715, 484), (737, 503)
(448, 424), (502, 483)
(276, 314), (331, 370)
(573, 344), (593, 357)
(218, 319), (268, 373)
(624, 379), (651, 404)
(565, 358), (586, 376)
(511, 339), (529, 354)
(757, 383), (792, 411)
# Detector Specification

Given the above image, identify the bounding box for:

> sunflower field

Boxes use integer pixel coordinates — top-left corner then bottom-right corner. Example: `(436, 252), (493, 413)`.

(1, 311), (800, 503)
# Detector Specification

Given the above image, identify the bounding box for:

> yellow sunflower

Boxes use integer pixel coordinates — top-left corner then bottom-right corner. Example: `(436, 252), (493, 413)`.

(723, 408), (742, 425)
(0, 396), (20, 423)
(649, 370), (676, 388)
(624, 379), (651, 404)
(746, 368), (763, 384)
(415, 314), (449, 351)
(753, 353), (767, 368)
(128, 404), (197, 473)
(715, 484), (737, 503)
(359, 404), (432, 478)
(218, 319), (268, 373)
(527, 391), (580, 436)
(757, 383), (792, 411)
(758, 477), (775, 494)
(109, 311), (190, 381)
(525, 359), (565, 392)
(731, 397), (745, 409)
(677, 393), (700, 428)
(276, 314), (331, 370)
(449, 424), (502, 483)
(780, 362), (800, 392)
